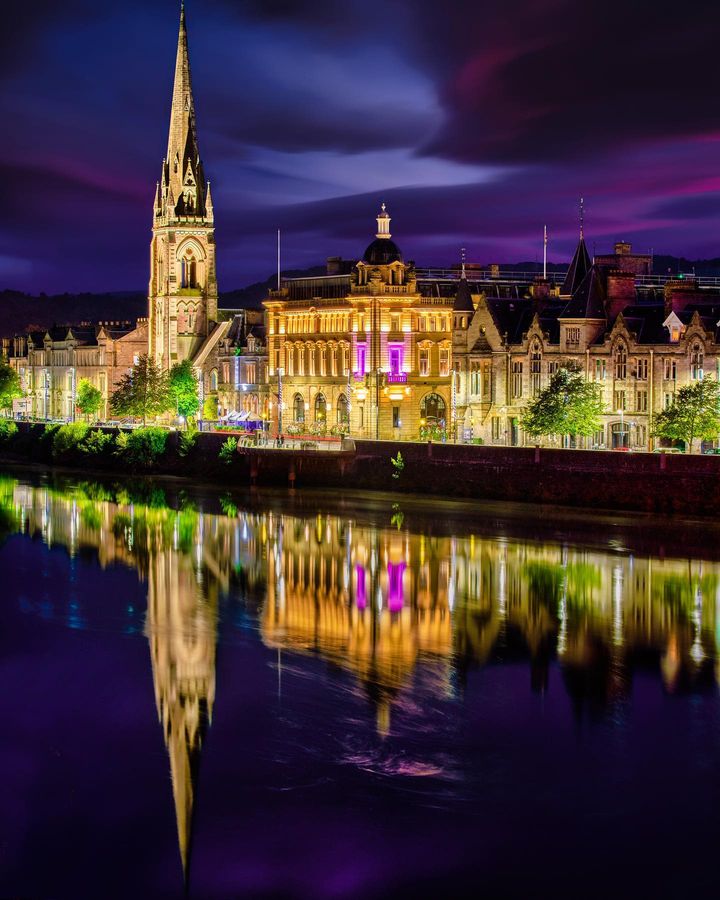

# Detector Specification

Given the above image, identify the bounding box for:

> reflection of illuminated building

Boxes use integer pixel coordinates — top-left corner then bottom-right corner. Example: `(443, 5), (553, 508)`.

(146, 547), (217, 881)
(4, 475), (720, 762)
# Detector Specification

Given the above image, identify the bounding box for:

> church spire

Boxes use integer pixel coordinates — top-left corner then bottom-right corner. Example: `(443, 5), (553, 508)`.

(162, 1), (205, 220)
(167, 2), (196, 165)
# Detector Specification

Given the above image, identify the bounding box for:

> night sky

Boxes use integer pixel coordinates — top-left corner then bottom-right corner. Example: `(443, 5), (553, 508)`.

(3, 0), (720, 294)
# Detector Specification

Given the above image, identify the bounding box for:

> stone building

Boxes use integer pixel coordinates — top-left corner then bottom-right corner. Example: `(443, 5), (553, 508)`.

(199, 310), (268, 422)
(6, 320), (148, 420)
(148, 4), (219, 370)
(453, 235), (720, 450)
(264, 205), (454, 441)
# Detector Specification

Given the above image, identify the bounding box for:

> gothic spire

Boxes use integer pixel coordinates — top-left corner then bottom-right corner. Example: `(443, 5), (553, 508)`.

(167, 3), (196, 164)
(162, 2), (205, 219)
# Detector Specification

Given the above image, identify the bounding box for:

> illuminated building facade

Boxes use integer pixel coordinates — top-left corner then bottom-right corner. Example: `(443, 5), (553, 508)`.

(453, 237), (720, 449)
(264, 205), (454, 441)
(6, 320), (148, 420)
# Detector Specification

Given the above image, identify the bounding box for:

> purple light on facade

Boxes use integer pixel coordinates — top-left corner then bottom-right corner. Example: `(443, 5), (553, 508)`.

(388, 562), (406, 612)
(355, 565), (367, 610)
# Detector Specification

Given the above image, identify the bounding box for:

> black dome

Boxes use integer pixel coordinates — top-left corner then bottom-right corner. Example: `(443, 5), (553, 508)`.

(363, 238), (403, 265)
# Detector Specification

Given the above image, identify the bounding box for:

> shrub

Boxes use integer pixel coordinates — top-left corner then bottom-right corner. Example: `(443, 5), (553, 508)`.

(390, 451), (405, 480)
(116, 427), (168, 468)
(219, 436), (238, 465)
(178, 427), (199, 458)
(83, 429), (115, 456)
(115, 431), (130, 455)
(52, 421), (90, 458)
(0, 419), (18, 447)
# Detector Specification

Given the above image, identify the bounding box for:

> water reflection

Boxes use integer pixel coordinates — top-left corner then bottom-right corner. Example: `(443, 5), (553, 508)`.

(1, 475), (719, 884)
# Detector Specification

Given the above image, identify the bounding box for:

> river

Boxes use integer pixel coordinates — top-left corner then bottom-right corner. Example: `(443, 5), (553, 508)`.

(1, 470), (719, 899)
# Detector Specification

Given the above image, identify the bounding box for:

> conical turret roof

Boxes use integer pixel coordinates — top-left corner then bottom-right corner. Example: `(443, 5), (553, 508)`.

(561, 237), (591, 297)
(453, 269), (474, 313)
(560, 264), (606, 319)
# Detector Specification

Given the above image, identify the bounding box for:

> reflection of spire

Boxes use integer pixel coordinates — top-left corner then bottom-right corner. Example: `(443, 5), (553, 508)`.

(147, 548), (217, 886)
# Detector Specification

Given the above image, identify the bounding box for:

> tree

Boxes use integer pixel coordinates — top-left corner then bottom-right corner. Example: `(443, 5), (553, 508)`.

(0, 358), (22, 413)
(521, 364), (605, 442)
(110, 355), (172, 425)
(203, 394), (218, 421)
(168, 360), (200, 421)
(652, 377), (720, 453)
(76, 379), (103, 421)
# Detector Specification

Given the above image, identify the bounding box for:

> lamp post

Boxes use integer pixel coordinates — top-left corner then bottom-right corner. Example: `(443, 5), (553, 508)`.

(618, 407), (625, 448)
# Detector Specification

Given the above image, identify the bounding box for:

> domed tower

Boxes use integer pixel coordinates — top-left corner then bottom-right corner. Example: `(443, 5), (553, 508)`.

(148, 3), (219, 369)
(356, 204), (410, 288)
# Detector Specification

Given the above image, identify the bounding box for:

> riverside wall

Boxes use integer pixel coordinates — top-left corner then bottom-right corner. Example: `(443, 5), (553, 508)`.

(219, 440), (720, 516)
(3, 425), (720, 516)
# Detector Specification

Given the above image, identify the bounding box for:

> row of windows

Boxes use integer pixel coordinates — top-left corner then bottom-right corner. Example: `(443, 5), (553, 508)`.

(273, 346), (451, 378)
(292, 393), (349, 425)
(506, 351), (706, 392)
(276, 313), (452, 336)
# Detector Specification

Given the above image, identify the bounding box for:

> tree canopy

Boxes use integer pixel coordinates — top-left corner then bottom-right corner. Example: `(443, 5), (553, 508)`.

(110, 355), (172, 425)
(0, 358), (22, 412)
(521, 364), (605, 440)
(76, 379), (103, 420)
(169, 360), (200, 420)
(652, 377), (720, 453)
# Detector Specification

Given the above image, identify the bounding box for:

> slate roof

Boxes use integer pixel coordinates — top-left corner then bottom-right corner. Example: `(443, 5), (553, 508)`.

(561, 237), (591, 296)
(453, 275), (475, 312)
(560, 265), (607, 319)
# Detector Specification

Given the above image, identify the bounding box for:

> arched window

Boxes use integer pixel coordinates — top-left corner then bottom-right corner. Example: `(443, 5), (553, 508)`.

(337, 393), (349, 424)
(209, 369), (218, 392)
(314, 393), (327, 423)
(691, 342), (704, 380)
(293, 393), (305, 423)
(615, 344), (627, 380)
(181, 253), (197, 289)
(420, 392), (446, 425)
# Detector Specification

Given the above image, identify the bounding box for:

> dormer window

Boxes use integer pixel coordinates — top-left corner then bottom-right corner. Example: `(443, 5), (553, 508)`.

(566, 327), (581, 345)
(663, 311), (685, 343)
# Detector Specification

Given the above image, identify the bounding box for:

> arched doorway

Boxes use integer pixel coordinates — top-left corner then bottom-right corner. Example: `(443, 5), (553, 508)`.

(611, 421), (629, 449)
(420, 392), (446, 425)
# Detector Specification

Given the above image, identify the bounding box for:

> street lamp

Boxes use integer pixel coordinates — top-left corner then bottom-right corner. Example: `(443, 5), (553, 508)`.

(617, 407), (625, 448)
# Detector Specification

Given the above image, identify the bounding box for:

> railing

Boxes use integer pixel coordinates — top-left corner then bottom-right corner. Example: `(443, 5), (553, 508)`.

(386, 373), (408, 384)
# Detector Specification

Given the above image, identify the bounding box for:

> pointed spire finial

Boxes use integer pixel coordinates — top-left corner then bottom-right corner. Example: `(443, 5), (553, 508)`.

(580, 196), (585, 241)
(461, 247), (466, 279)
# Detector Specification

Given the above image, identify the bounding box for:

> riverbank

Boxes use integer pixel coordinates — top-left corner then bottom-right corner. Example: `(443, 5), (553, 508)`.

(1, 422), (719, 516)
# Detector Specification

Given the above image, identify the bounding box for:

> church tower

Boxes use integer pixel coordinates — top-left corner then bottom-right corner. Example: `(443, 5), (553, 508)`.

(149, 3), (218, 368)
